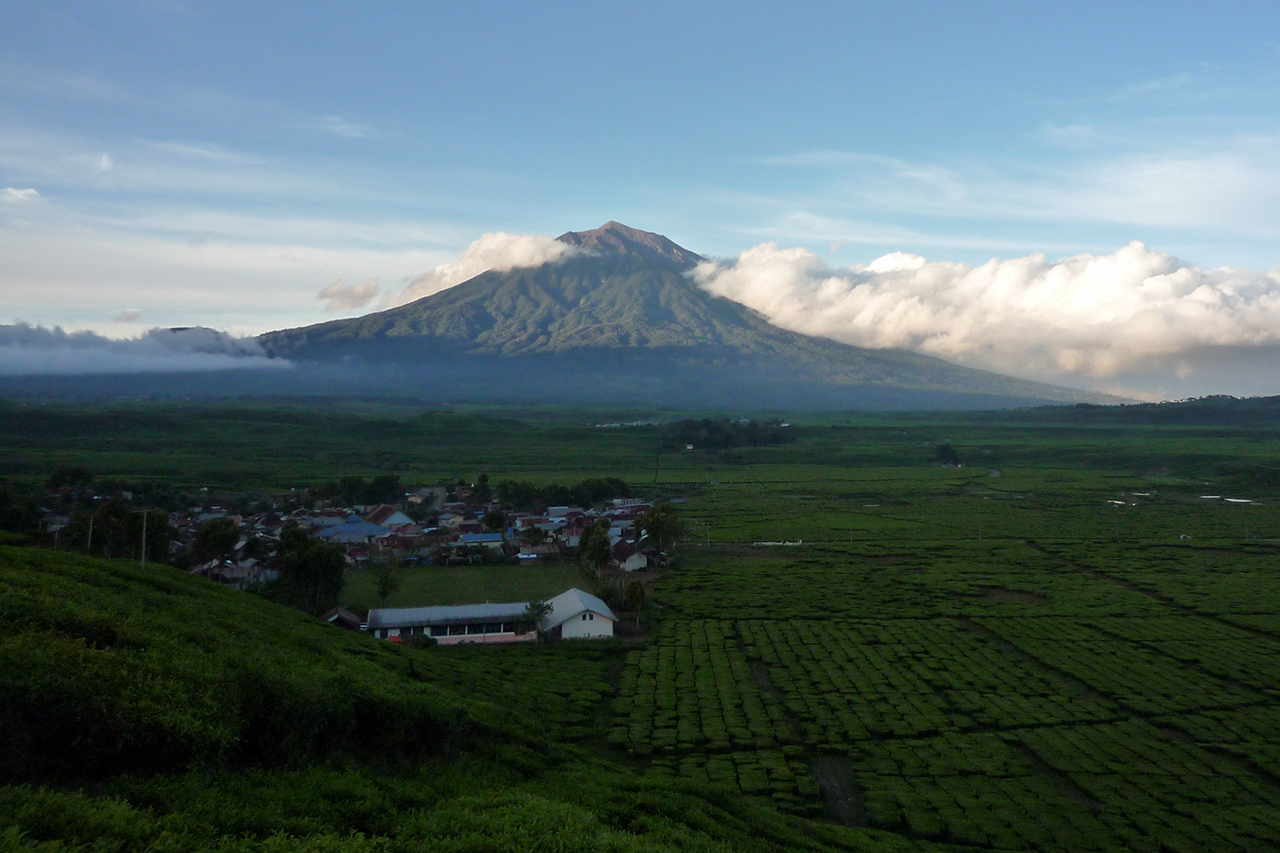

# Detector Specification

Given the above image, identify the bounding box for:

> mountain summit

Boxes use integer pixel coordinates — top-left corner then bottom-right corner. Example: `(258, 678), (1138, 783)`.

(555, 221), (703, 272)
(258, 223), (1110, 409)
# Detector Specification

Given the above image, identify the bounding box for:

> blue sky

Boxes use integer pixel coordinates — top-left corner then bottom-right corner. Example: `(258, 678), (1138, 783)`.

(3, 1), (1280, 396)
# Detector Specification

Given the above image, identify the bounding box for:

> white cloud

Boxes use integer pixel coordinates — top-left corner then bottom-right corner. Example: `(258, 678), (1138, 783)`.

(388, 232), (579, 306)
(97, 153), (113, 171)
(294, 115), (379, 139)
(2, 187), (39, 203)
(143, 140), (267, 165)
(318, 279), (379, 311)
(693, 241), (1280, 382)
(0, 324), (292, 375)
(758, 130), (1280, 244)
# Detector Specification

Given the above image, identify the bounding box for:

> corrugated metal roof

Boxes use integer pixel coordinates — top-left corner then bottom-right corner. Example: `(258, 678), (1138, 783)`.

(315, 519), (391, 539)
(366, 601), (529, 630)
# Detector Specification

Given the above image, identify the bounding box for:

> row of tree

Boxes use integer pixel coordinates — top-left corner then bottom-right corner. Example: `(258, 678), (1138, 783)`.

(318, 475), (405, 508)
(661, 419), (795, 451)
(493, 477), (632, 512)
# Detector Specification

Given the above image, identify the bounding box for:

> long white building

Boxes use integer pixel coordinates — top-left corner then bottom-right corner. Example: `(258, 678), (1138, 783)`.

(365, 587), (617, 644)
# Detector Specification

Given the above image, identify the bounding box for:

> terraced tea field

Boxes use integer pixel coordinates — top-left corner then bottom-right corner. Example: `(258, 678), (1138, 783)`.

(10, 401), (1280, 851)
(618, 454), (1280, 852)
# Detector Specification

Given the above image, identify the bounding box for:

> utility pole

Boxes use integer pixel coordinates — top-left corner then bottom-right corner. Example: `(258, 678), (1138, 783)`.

(131, 508), (149, 568)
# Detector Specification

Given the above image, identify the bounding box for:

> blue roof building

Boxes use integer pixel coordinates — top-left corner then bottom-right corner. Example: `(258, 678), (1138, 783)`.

(315, 514), (392, 544)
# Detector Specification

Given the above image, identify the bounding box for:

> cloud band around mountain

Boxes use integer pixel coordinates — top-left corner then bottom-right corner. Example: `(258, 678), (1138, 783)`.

(387, 232), (579, 307)
(692, 241), (1280, 381)
(0, 325), (292, 375)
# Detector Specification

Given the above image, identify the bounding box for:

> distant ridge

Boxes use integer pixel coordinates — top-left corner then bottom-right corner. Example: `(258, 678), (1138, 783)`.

(255, 222), (1114, 409)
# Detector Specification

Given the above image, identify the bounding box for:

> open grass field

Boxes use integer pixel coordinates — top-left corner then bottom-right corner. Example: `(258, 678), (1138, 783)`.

(5, 398), (1280, 851)
(341, 561), (602, 612)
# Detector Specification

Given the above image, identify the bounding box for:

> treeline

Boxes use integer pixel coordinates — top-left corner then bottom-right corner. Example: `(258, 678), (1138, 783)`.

(495, 477), (631, 511)
(0, 481), (42, 534)
(318, 474), (404, 506)
(662, 418), (796, 451)
(993, 395), (1280, 426)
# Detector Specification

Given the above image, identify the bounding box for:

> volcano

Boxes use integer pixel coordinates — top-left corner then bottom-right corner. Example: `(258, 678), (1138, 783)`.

(255, 222), (1108, 410)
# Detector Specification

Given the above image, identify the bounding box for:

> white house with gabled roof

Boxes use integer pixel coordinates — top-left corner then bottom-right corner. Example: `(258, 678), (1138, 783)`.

(541, 588), (617, 639)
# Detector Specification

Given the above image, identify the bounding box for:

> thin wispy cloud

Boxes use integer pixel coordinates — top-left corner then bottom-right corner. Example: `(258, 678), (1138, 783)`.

(756, 129), (1280, 241)
(2, 187), (40, 203)
(293, 115), (380, 139)
(319, 279), (379, 311)
(0, 60), (136, 105)
(142, 140), (268, 165)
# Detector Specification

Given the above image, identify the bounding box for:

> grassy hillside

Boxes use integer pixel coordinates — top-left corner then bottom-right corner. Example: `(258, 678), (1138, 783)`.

(0, 546), (935, 853)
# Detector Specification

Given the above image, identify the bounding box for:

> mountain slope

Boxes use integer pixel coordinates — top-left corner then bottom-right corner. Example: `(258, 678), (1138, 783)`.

(258, 222), (1112, 409)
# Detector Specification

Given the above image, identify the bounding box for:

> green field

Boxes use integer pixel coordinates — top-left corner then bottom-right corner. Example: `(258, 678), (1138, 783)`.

(5, 399), (1280, 851)
(342, 562), (602, 612)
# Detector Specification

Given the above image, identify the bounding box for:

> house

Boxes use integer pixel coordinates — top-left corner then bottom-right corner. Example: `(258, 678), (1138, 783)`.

(612, 541), (648, 572)
(561, 525), (586, 548)
(541, 588), (617, 639)
(314, 514), (392, 545)
(321, 606), (363, 630)
(364, 504), (413, 528)
(459, 532), (504, 551)
(366, 601), (535, 644)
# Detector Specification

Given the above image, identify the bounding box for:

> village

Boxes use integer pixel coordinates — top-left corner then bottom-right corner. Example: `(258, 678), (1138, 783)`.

(174, 486), (666, 581)
(26, 470), (680, 644)
(146, 476), (674, 644)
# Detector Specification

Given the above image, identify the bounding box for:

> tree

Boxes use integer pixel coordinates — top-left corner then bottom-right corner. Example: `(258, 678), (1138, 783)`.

(365, 474), (403, 505)
(481, 509), (506, 533)
(639, 503), (682, 552)
(192, 517), (239, 562)
(276, 524), (346, 615)
(578, 520), (612, 572)
(620, 578), (646, 611)
(64, 498), (169, 563)
(47, 467), (93, 489)
(471, 473), (492, 506)
(372, 558), (401, 606)
(517, 599), (552, 635)
(935, 443), (960, 466)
